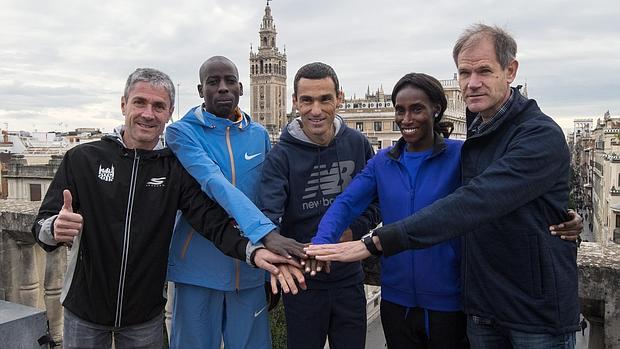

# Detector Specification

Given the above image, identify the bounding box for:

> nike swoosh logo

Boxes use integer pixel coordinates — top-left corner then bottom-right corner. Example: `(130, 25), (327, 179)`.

(254, 304), (268, 318)
(245, 152), (261, 160)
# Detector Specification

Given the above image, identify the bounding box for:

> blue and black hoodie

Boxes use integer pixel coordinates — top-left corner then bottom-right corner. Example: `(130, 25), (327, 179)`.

(259, 116), (380, 289)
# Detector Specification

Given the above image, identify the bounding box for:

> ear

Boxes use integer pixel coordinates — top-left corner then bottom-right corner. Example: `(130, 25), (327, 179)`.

(197, 84), (204, 98)
(121, 96), (127, 115)
(239, 82), (244, 97)
(337, 90), (344, 104)
(506, 59), (519, 84)
(292, 93), (298, 110)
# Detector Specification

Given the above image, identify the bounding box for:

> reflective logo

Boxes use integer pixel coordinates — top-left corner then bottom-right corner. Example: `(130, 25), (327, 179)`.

(244, 152), (261, 160)
(146, 177), (166, 187)
(254, 304), (268, 318)
(301, 160), (355, 211)
(98, 165), (115, 182)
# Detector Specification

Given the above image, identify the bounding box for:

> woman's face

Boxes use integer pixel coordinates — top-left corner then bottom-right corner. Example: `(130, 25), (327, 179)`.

(394, 86), (438, 152)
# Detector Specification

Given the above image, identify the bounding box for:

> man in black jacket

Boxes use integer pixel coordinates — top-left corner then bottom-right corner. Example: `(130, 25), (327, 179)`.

(32, 68), (292, 349)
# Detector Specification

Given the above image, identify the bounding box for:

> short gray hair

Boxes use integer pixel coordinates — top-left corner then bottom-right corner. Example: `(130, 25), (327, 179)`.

(452, 24), (517, 69)
(123, 68), (175, 108)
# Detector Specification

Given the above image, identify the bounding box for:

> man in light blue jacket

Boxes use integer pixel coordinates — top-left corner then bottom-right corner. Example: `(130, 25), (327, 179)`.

(166, 56), (305, 349)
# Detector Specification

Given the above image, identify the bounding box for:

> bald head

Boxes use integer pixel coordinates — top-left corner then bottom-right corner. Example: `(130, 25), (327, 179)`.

(199, 56), (239, 85)
(197, 56), (243, 120)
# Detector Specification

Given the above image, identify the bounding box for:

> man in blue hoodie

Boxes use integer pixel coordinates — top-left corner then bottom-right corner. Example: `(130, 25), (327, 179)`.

(259, 62), (381, 349)
(307, 25), (580, 349)
(165, 56), (305, 349)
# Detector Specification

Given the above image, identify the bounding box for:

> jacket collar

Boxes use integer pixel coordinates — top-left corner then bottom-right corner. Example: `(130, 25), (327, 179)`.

(192, 105), (251, 130)
(387, 132), (447, 161)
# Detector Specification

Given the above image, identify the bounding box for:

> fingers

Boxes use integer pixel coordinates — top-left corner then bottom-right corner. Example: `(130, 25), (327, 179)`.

(62, 189), (73, 212)
(270, 274), (279, 294)
(305, 259), (317, 276)
(254, 250), (281, 275)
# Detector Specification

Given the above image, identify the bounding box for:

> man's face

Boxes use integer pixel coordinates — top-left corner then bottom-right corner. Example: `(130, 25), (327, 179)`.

(120, 82), (172, 150)
(199, 60), (243, 120)
(293, 77), (342, 145)
(457, 36), (518, 120)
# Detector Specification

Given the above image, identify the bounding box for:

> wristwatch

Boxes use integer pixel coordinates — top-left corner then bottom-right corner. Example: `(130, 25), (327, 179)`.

(361, 230), (382, 256)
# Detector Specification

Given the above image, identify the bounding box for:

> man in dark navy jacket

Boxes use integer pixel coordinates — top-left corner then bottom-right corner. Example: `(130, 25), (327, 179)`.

(307, 25), (580, 349)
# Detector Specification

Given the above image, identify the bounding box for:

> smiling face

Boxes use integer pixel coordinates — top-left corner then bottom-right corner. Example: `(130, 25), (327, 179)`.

(293, 77), (343, 145)
(120, 81), (172, 150)
(457, 35), (518, 121)
(199, 58), (243, 121)
(394, 86), (438, 152)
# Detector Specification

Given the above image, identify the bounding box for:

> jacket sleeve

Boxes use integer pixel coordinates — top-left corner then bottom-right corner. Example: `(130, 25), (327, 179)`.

(258, 146), (289, 226)
(166, 123), (276, 244)
(177, 166), (249, 261)
(312, 154), (379, 244)
(378, 122), (570, 256)
(31, 151), (78, 252)
(347, 138), (381, 240)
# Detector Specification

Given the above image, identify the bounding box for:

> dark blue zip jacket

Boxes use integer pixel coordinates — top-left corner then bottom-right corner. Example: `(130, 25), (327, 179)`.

(259, 116), (380, 289)
(377, 89), (579, 335)
(314, 135), (463, 311)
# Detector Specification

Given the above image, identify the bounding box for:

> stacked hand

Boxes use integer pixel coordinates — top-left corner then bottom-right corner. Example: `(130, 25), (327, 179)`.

(53, 190), (83, 246)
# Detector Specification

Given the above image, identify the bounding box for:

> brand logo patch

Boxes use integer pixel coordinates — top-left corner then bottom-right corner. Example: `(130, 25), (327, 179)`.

(98, 165), (115, 182)
(244, 152), (261, 160)
(146, 177), (166, 187)
(301, 160), (355, 211)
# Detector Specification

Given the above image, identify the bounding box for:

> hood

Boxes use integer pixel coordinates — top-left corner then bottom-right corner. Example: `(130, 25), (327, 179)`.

(183, 105), (253, 131)
(281, 114), (344, 147)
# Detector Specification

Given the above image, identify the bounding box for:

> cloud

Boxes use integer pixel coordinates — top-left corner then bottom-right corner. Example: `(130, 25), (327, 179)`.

(1, 0), (619, 132)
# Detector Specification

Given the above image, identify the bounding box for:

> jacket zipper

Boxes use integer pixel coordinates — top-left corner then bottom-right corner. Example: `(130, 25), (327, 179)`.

(225, 126), (241, 292)
(114, 150), (140, 327)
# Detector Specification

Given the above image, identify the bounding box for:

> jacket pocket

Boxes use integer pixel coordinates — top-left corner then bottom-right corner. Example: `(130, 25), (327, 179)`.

(528, 234), (543, 298)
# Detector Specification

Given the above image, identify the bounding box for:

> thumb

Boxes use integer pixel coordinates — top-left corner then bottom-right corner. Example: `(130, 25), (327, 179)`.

(62, 189), (73, 212)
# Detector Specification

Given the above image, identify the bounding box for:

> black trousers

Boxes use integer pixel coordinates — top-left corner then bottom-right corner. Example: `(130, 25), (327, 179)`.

(282, 283), (367, 349)
(381, 299), (468, 349)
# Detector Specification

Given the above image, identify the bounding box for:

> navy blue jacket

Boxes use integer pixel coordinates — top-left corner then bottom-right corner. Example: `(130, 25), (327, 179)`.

(259, 116), (380, 289)
(377, 89), (579, 334)
(314, 135), (463, 311)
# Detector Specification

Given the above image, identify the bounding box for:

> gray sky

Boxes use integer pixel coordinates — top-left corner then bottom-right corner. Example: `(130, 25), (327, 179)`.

(1, 0), (618, 133)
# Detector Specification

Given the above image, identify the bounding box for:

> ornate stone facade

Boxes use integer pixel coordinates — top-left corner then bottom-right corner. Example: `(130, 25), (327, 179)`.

(249, 1), (287, 142)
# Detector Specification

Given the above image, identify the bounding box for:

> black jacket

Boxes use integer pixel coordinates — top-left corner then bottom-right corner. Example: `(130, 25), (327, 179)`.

(378, 89), (579, 334)
(32, 135), (248, 326)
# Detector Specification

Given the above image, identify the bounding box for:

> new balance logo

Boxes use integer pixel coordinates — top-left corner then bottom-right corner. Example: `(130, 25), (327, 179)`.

(146, 177), (166, 187)
(98, 165), (115, 182)
(244, 152), (261, 160)
(301, 161), (355, 211)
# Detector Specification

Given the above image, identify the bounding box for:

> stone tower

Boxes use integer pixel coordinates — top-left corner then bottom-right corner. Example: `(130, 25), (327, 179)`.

(250, 1), (287, 140)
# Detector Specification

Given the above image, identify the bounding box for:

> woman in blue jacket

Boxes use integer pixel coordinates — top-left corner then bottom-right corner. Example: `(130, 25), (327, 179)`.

(311, 72), (467, 348)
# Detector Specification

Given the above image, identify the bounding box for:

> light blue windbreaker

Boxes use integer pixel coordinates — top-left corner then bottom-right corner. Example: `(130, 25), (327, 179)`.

(166, 106), (275, 290)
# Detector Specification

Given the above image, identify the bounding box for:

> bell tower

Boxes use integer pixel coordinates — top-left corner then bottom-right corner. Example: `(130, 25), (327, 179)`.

(250, 1), (287, 141)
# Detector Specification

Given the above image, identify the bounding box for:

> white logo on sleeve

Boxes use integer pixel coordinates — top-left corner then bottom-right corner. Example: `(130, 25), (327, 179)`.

(244, 152), (261, 160)
(98, 165), (115, 182)
(146, 177), (166, 187)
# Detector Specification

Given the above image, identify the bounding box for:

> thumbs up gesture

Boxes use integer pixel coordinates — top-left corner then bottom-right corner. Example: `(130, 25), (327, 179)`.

(53, 189), (83, 244)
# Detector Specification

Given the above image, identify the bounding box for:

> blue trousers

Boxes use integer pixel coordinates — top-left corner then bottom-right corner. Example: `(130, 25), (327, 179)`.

(282, 283), (367, 349)
(63, 308), (163, 349)
(169, 283), (270, 349)
(467, 315), (576, 349)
